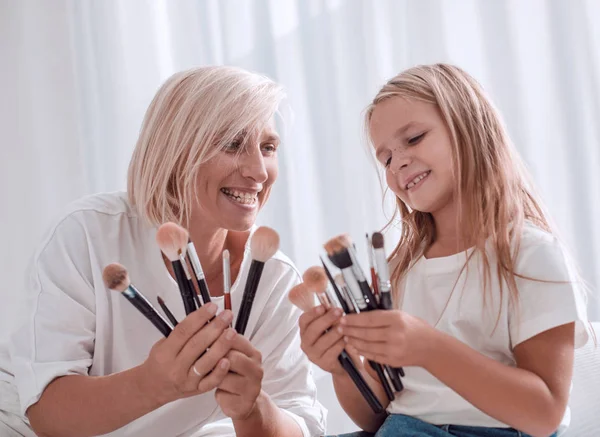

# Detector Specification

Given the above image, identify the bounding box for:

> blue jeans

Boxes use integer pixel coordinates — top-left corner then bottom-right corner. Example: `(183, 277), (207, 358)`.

(327, 414), (558, 437)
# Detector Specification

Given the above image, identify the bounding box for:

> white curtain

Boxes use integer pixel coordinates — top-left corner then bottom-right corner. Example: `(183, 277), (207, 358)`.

(2, 0), (599, 433)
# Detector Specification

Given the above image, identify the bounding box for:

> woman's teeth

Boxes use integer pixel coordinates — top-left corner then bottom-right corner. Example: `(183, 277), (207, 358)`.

(221, 188), (258, 205)
(406, 171), (431, 189)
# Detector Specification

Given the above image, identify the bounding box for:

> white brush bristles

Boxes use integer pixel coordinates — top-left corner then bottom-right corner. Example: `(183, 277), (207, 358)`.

(288, 283), (317, 312)
(250, 226), (280, 262)
(156, 222), (189, 261)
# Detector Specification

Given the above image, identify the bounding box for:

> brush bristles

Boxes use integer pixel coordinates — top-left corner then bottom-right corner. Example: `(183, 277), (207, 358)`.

(156, 222), (189, 261)
(288, 283), (317, 312)
(372, 232), (385, 250)
(323, 234), (353, 255)
(302, 266), (329, 293)
(103, 263), (130, 292)
(250, 226), (280, 262)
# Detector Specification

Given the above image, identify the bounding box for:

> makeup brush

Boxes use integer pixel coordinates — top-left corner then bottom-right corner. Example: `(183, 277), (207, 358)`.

(103, 263), (173, 337)
(303, 266), (332, 309)
(223, 249), (232, 312)
(288, 279), (385, 414)
(187, 238), (212, 305)
(234, 226), (279, 336)
(288, 283), (318, 312)
(319, 256), (351, 314)
(366, 233), (380, 301)
(372, 232), (406, 382)
(157, 296), (179, 327)
(324, 235), (395, 400)
(324, 234), (378, 311)
(333, 273), (359, 314)
(371, 232), (393, 310)
(156, 223), (197, 315)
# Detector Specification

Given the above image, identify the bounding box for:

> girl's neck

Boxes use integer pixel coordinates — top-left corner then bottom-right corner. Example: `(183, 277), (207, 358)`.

(426, 200), (473, 259)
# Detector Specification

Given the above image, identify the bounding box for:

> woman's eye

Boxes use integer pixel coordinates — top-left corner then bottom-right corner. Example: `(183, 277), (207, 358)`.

(385, 157), (392, 167)
(224, 139), (243, 152)
(262, 143), (277, 154)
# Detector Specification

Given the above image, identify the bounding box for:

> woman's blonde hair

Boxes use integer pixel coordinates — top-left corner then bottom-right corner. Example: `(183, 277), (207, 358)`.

(128, 66), (285, 226)
(365, 63), (553, 312)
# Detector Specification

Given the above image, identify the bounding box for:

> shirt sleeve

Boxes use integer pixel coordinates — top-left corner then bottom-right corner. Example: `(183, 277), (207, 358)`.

(9, 214), (97, 417)
(509, 235), (589, 349)
(250, 265), (327, 437)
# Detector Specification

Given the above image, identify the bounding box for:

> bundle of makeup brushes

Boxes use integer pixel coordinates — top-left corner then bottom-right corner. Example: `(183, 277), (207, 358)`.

(102, 222), (280, 340)
(289, 231), (404, 414)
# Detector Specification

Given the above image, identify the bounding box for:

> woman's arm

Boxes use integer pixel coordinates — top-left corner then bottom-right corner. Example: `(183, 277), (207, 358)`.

(28, 306), (234, 437)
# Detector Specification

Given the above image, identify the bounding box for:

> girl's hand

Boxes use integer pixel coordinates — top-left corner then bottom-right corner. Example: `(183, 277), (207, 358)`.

(298, 305), (347, 376)
(339, 310), (437, 368)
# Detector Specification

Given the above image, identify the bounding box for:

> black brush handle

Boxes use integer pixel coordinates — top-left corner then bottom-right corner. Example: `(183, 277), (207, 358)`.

(369, 361), (394, 401)
(188, 278), (202, 309)
(378, 290), (406, 381)
(358, 280), (378, 311)
(173, 260), (197, 315)
(197, 278), (212, 305)
(338, 351), (385, 414)
(157, 299), (179, 327)
(235, 260), (265, 335)
(124, 290), (172, 337)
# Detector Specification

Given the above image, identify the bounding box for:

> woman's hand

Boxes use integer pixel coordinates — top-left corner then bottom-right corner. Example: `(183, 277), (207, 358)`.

(214, 334), (264, 420)
(339, 309), (436, 368)
(139, 302), (237, 406)
(298, 305), (348, 376)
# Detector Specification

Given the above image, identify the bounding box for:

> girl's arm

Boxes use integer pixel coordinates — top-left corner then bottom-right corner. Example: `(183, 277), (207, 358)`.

(342, 311), (574, 437)
(424, 323), (574, 437)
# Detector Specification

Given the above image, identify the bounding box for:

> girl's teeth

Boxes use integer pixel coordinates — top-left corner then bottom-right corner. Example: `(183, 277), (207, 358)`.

(406, 171), (430, 189)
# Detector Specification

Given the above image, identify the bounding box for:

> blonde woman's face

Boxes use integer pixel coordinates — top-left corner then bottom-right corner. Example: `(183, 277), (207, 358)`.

(193, 120), (280, 231)
(370, 97), (455, 214)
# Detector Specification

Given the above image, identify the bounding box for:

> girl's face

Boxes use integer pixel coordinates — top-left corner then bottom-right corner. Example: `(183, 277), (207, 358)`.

(369, 97), (456, 216)
(192, 119), (280, 232)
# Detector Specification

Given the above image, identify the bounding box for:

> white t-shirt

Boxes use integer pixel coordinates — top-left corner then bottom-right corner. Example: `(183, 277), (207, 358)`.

(4, 192), (326, 437)
(387, 222), (588, 433)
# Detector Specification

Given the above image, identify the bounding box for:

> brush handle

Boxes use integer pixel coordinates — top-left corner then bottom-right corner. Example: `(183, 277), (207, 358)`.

(320, 258), (351, 314)
(123, 287), (173, 337)
(188, 278), (202, 309)
(370, 268), (380, 298)
(338, 351), (385, 414)
(369, 360), (395, 401)
(377, 290), (406, 381)
(379, 291), (393, 311)
(234, 260), (265, 336)
(157, 298), (179, 327)
(196, 278), (212, 305)
(172, 260), (197, 315)
(358, 280), (378, 311)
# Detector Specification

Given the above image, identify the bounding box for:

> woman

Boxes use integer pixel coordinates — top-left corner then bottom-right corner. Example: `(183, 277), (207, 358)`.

(3, 66), (326, 436)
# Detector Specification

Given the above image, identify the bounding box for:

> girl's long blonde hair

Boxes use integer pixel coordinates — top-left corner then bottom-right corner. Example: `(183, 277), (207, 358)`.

(365, 64), (553, 311)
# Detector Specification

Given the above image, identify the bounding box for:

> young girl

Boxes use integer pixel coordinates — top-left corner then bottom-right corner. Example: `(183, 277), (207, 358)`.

(299, 64), (588, 437)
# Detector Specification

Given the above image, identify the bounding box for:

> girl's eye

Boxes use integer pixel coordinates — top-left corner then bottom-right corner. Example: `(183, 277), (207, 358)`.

(408, 132), (426, 145)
